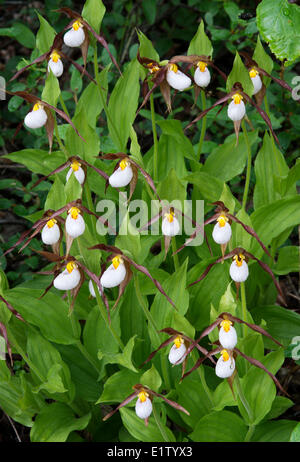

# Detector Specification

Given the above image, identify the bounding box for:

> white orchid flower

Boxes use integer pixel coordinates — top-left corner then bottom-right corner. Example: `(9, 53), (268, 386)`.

(215, 349), (235, 378)
(65, 207), (85, 238)
(47, 50), (63, 77)
(194, 61), (211, 88)
(100, 255), (126, 289)
(166, 63), (191, 91)
(219, 320), (237, 350)
(249, 68), (262, 95)
(41, 218), (60, 245)
(24, 102), (47, 129)
(227, 93), (246, 121)
(53, 261), (81, 291)
(229, 254), (249, 283)
(109, 158), (133, 188)
(212, 213), (232, 245)
(168, 336), (187, 365)
(66, 160), (85, 185)
(88, 278), (102, 298)
(162, 209), (180, 237)
(135, 390), (153, 420)
(63, 20), (85, 47)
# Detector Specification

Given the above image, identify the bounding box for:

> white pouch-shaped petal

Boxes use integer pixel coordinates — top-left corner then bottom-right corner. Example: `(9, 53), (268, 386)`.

(47, 58), (64, 77)
(109, 165), (133, 188)
(229, 260), (249, 282)
(166, 69), (191, 91)
(212, 222), (232, 244)
(54, 268), (81, 291)
(194, 66), (211, 88)
(215, 355), (235, 378)
(24, 107), (47, 129)
(219, 325), (237, 349)
(162, 216), (180, 236)
(41, 223), (60, 245)
(63, 27), (85, 47)
(251, 74), (262, 95)
(66, 166), (85, 185)
(227, 100), (246, 121)
(66, 214), (85, 238)
(168, 343), (186, 365)
(135, 397), (153, 420)
(88, 279), (102, 298)
(100, 263), (126, 288)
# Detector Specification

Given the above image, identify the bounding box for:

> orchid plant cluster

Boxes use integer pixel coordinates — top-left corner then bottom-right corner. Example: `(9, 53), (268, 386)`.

(1, 0), (300, 444)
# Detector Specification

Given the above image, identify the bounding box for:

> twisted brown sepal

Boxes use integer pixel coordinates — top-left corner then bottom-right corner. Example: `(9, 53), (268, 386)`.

(57, 7), (121, 75)
(89, 244), (176, 310)
(99, 153), (160, 201)
(102, 383), (189, 423)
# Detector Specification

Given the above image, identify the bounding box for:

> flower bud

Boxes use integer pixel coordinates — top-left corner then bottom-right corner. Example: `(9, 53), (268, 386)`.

(53, 261), (81, 290)
(41, 219), (60, 245)
(249, 69), (262, 95)
(63, 20), (85, 47)
(47, 51), (63, 77)
(168, 336), (186, 365)
(219, 320), (237, 349)
(88, 279), (102, 297)
(65, 207), (85, 238)
(194, 61), (211, 88)
(212, 215), (232, 244)
(135, 391), (153, 420)
(215, 349), (235, 378)
(162, 210), (180, 236)
(109, 159), (133, 188)
(100, 256), (126, 288)
(166, 63), (192, 91)
(227, 94), (246, 121)
(229, 254), (249, 283)
(66, 160), (85, 185)
(24, 103), (47, 129)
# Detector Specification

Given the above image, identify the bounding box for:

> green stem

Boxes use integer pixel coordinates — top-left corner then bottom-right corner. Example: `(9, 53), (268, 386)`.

(240, 281), (247, 338)
(150, 92), (158, 182)
(264, 95), (281, 172)
(197, 90), (207, 161)
(235, 374), (254, 428)
(241, 119), (252, 210)
(59, 93), (70, 118)
(134, 275), (171, 390)
(191, 350), (214, 407)
(171, 236), (179, 271)
(244, 424), (255, 442)
(152, 403), (170, 442)
(54, 117), (68, 160)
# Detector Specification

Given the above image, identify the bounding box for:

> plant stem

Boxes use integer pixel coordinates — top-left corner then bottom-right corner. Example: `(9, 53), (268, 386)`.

(241, 119), (251, 210)
(171, 237), (179, 271)
(240, 281), (248, 338)
(152, 403), (170, 442)
(191, 350), (214, 407)
(244, 424), (255, 442)
(197, 90), (207, 161)
(134, 275), (171, 390)
(150, 92), (158, 182)
(54, 117), (68, 160)
(59, 93), (70, 118)
(235, 374), (254, 432)
(264, 95), (282, 172)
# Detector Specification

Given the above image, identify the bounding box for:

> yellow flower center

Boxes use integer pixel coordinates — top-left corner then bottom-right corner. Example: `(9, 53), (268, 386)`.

(147, 63), (160, 74)
(120, 159), (129, 171)
(249, 68), (258, 78)
(170, 63), (178, 73)
(50, 51), (60, 63)
(221, 349), (230, 362)
(174, 336), (183, 349)
(234, 254), (245, 267)
(232, 93), (243, 105)
(66, 261), (77, 273)
(197, 61), (207, 72)
(112, 255), (123, 269)
(68, 207), (81, 220)
(71, 160), (81, 172)
(33, 103), (42, 111)
(220, 320), (232, 333)
(72, 20), (82, 31)
(217, 214), (228, 228)
(46, 218), (57, 229)
(138, 390), (149, 403)
(164, 209), (175, 223)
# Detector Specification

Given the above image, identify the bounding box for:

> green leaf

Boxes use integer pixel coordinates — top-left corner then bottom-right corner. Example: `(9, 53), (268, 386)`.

(157, 168), (187, 209)
(142, 0), (157, 25)
(290, 422), (300, 442)
(107, 59), (140, 151)
(115, 212), (142, 262)
(187, 19), (213, 57)
(190, 410), (248, 442)
(230, 207), (254, 252)
(257, 0), (300, 67)
(44, 175), (66, 211)
(226, 51), (254, 96)
(273, 246), (300, 275)
(137, 30), (159, 62)
(82, 0), (106, 33)
(176, 376), (213, 428)
(0, 23), (35, 48)
(157, 119), (195, 161)
(264, 396), (294, 420)
(35, 12), (56, 54)
(99, 336), (138, 372)
(34, 364), (68, 394)
(253, 35), (273, 86)
(140, 364), (162, 392)
(41, 69), (61, 107)
(252, 419), (298, 442)
(185, 171), (237, 205)
(120, 407), (176, 442)
(97, 369), (141, 404)
(64, 170), (82, 203)
(3, 150), (66, 176)
(30, 403), (91, 442)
